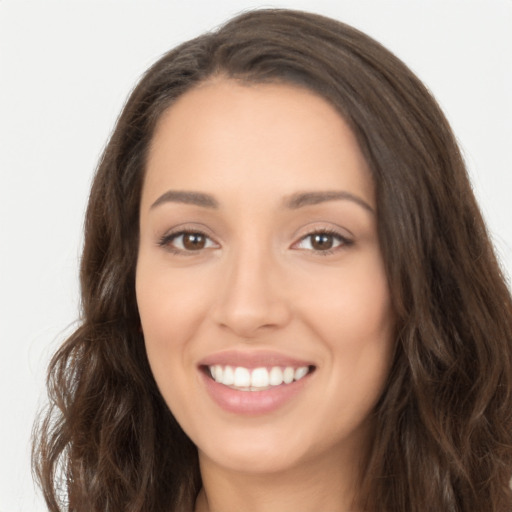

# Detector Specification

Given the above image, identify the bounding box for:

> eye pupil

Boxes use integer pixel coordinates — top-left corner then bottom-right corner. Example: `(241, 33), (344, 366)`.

(183, 233), (206, 250)
(311, 233), (333, 250)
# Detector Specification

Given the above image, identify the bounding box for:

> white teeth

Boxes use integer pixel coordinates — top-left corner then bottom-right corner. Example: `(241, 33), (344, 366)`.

(208, 364), (311, 390)
(222, 365), (235, 386)
(233, 367), (251, 387)
(213, 365), (223, 381)
(283, 367), (295, 384)
(269, 366), (284, 386)
(295, 366), (309, 380)
(251, 367), (270, 387)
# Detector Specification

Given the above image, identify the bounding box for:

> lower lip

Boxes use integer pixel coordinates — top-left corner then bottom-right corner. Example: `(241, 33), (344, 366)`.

(200, 370), (311, 415)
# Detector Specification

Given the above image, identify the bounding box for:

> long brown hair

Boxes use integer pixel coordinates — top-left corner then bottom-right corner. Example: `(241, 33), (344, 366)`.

(33, 9), (512, 511)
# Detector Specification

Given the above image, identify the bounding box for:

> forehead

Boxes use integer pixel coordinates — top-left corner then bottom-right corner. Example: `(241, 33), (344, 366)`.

(143, 78), (374, 208)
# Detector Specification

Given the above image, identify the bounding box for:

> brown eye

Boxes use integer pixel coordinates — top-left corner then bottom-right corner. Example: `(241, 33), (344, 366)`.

(160, 230), (218, 253)
(182, 233), (207, 250)
(293, 230), (351, 253)
(310, 233), (335, 251)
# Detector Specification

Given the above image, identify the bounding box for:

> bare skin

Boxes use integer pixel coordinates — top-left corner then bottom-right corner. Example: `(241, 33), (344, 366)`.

(136, 78), (395, 512)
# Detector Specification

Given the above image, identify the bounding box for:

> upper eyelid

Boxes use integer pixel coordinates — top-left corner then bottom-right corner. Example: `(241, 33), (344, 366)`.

(291, 223), (353, 242)
(159, 223), (217, 241)
(160, 229), (218, 246)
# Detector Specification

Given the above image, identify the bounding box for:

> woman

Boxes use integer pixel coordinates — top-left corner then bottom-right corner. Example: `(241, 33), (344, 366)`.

(33, 8), (512, 512)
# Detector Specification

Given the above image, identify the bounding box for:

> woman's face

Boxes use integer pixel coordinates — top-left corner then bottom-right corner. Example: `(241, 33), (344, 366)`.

(136, 79), (395, 476)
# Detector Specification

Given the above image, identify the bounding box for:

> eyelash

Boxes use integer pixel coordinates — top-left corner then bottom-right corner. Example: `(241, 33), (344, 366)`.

(293, 228), (353, 255)
(158, 228), (353, 256)
(158, 230), (218, 255)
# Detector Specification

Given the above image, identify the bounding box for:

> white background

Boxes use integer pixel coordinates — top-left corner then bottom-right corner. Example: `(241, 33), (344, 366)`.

(1, 1), (511, 510)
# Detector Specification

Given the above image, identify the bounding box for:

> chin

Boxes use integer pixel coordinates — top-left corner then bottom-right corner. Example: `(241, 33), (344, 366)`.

(202, 443), (306, 475)
(195, 420), (328, 476)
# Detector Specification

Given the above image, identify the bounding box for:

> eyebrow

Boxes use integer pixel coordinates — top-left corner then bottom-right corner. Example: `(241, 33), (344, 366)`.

(150, 190), (219, 209)
(149, 189), (374, 213)
(283, 191), (374, 213)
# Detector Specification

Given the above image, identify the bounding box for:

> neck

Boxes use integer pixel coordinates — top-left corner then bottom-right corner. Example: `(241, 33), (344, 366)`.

(194, 445), (364, 512)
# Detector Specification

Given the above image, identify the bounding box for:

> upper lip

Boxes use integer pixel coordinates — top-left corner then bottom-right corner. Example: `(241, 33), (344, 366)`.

(198, 349), (315, 369)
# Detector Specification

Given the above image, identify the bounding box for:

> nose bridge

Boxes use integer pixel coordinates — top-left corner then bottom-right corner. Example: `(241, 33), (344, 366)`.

(213, 234), (290, 337)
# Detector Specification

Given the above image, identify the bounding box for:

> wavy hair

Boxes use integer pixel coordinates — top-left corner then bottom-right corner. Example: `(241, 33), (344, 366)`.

(33, 9), (512, 511)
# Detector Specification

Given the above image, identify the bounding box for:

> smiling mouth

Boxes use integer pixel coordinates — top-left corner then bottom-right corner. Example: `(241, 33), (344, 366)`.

(202, 364), (316, 391)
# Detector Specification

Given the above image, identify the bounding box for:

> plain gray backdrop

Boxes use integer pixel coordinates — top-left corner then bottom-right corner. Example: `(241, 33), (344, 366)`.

(1, 1), (511, 510)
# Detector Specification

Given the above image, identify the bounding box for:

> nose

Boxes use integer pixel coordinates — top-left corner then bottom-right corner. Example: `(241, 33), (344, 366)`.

(212, 244), (292, 339)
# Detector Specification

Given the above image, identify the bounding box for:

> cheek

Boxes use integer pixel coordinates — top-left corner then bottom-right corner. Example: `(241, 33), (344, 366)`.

(300, 252), (393, 343)
(135, 261), (212, 393)
(136, 258), (211, 339)
(299, 254), (395, 408)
